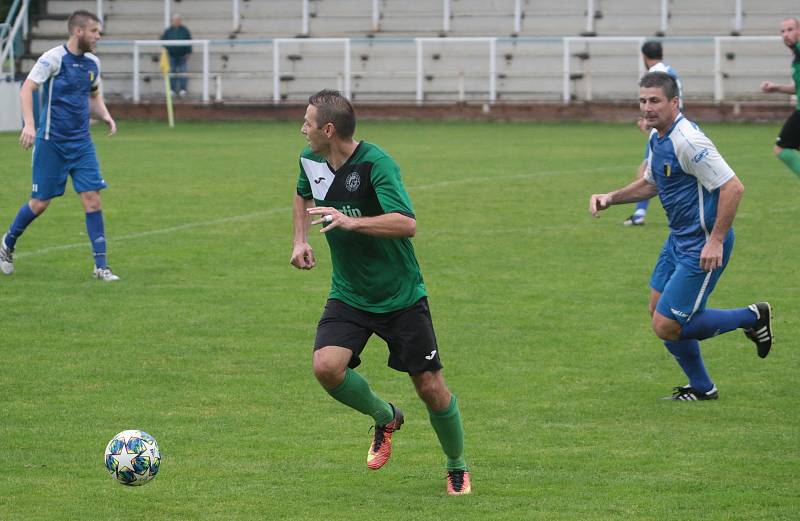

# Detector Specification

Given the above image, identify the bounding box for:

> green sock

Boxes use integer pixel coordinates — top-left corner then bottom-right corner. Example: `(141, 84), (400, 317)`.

(326, 368), (394, 424)
(778, 148), (800, 177)
(428, 395), (467, 471)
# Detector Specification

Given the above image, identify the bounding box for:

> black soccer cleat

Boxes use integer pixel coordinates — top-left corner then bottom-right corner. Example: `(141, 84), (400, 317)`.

(662, 385), (719, 401)
(744, 302), (773, 359)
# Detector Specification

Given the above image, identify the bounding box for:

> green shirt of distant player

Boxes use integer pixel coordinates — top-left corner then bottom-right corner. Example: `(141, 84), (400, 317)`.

(297, 141), (426, 313)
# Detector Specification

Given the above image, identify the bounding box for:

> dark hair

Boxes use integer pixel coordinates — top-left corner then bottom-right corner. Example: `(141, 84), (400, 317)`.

(639, 71), (679, 100)
(641, 41), (663, 60)
(68, 10), (100, 33)
(308, 89), (356, 139)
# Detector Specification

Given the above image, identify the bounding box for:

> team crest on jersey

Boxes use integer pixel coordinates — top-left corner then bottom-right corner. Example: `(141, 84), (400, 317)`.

(345, 172), (361, 192)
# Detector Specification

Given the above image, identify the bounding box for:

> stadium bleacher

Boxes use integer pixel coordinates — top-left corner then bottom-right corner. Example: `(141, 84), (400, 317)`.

(16, 0), (799, 104)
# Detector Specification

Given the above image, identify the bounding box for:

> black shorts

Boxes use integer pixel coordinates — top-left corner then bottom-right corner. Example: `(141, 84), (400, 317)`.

(314, 297), (443, 375)
(776, 110), (800, 149)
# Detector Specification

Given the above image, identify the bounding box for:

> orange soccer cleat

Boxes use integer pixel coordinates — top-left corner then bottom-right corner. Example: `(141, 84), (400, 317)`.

(446, 470), (472, 496)
(366, 403), (404, 470)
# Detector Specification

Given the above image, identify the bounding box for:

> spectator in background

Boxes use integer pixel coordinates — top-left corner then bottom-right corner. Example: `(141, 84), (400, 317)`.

(161, 13), (192, 97)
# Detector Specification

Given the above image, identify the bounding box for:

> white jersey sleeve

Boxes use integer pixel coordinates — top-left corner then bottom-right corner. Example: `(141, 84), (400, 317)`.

(642, 130), (656, 184)
(27, 46), (65, 85)
(673, 120), (735, 191)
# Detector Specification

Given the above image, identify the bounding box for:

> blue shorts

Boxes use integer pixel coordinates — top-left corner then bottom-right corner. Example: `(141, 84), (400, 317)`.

(650, 231), (734, 325)
(31, 138), (106, 200)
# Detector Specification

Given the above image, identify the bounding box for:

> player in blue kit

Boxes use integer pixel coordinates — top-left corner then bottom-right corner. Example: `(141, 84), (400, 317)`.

(624, 41), (684, 227)
(0, 10), (119, 281)
(589, 72), (774, 401)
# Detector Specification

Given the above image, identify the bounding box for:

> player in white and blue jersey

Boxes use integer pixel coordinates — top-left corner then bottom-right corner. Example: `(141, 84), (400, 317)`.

(589, 72), (774, 401)
(0, 10), (119, 280)
(623, 41), (685, 227)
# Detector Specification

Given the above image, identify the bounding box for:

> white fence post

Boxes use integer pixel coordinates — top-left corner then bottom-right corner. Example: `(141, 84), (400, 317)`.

(164, 0), (170, 29)
(562, 38), (571, 104)
(344, 38), (351, 100)
(133, 42), (140, 103)
(232, 0), (240, 32)
(585, 0), (594, 34)
(660, 0), (668, 34)
(416, 38), (423, 105)
(301, 0), (309, 36)
(443, 0), (450, 33)
(513, 0), (522, 35)
(733, 0), (742, 34)
(96, 0), (103, 22)
(202, 40), (209, 103)
(273, 39), (280, 103)
(489, 37), (496, 103)
(372, 0), (380, 32)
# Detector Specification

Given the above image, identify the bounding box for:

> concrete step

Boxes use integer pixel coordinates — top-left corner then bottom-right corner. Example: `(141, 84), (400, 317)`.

(47, 0), (97, 16)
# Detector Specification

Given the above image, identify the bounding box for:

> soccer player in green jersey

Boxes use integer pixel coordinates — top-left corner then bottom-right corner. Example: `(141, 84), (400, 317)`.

(290, 90), (470, 496)
(761, 17), (800, 178)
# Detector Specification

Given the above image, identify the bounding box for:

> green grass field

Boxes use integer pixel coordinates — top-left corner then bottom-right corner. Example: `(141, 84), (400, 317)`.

(1, 120), (798, 520)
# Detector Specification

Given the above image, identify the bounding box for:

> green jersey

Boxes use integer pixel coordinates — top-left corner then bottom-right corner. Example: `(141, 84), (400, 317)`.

(793, 42), (800, 109)
(297, 141), (426, 313)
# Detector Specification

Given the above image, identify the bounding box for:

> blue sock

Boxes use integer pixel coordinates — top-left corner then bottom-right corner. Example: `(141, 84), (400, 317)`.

(679, 308), (757, 341)
(5, 203), (39, 249)
(664, 339), (713, 392)
(85, 210), (108, 268)
(634, 199), (649, 216)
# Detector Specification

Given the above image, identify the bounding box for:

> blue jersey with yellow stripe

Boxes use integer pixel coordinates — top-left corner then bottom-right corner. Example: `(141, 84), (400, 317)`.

(644, 115), (736, 258)
(27, 44), (101, 141)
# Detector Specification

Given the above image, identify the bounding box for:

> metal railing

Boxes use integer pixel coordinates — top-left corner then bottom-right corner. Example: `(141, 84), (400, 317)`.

(109, 35), (785, 106)
(273, 38), (351, 102)
(0, 0), (30, 79)
(93, 0), (241, 31)
(416, 37), (496, 105)
(130, 40), (209, 103)
(89, 0), (751, 37)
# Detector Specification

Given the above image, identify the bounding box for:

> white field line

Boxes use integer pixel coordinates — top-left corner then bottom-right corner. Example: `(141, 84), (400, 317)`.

(18, 166), (626, 259)
(21, 162), (795, 259)
(16, 209), (288, 258)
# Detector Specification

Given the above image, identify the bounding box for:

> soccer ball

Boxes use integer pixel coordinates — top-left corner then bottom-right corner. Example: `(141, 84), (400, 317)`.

(104, 430), (161, 486)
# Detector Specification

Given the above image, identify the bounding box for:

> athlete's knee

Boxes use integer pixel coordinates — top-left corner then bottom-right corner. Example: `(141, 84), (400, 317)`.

(774, 145), (784, 156)
(412, 371), (450, 409)
(651, 314), (681, 341)
(28, 198), (50, 215)
(80, 191), (102, 212)
(312, 348), (347, 388)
